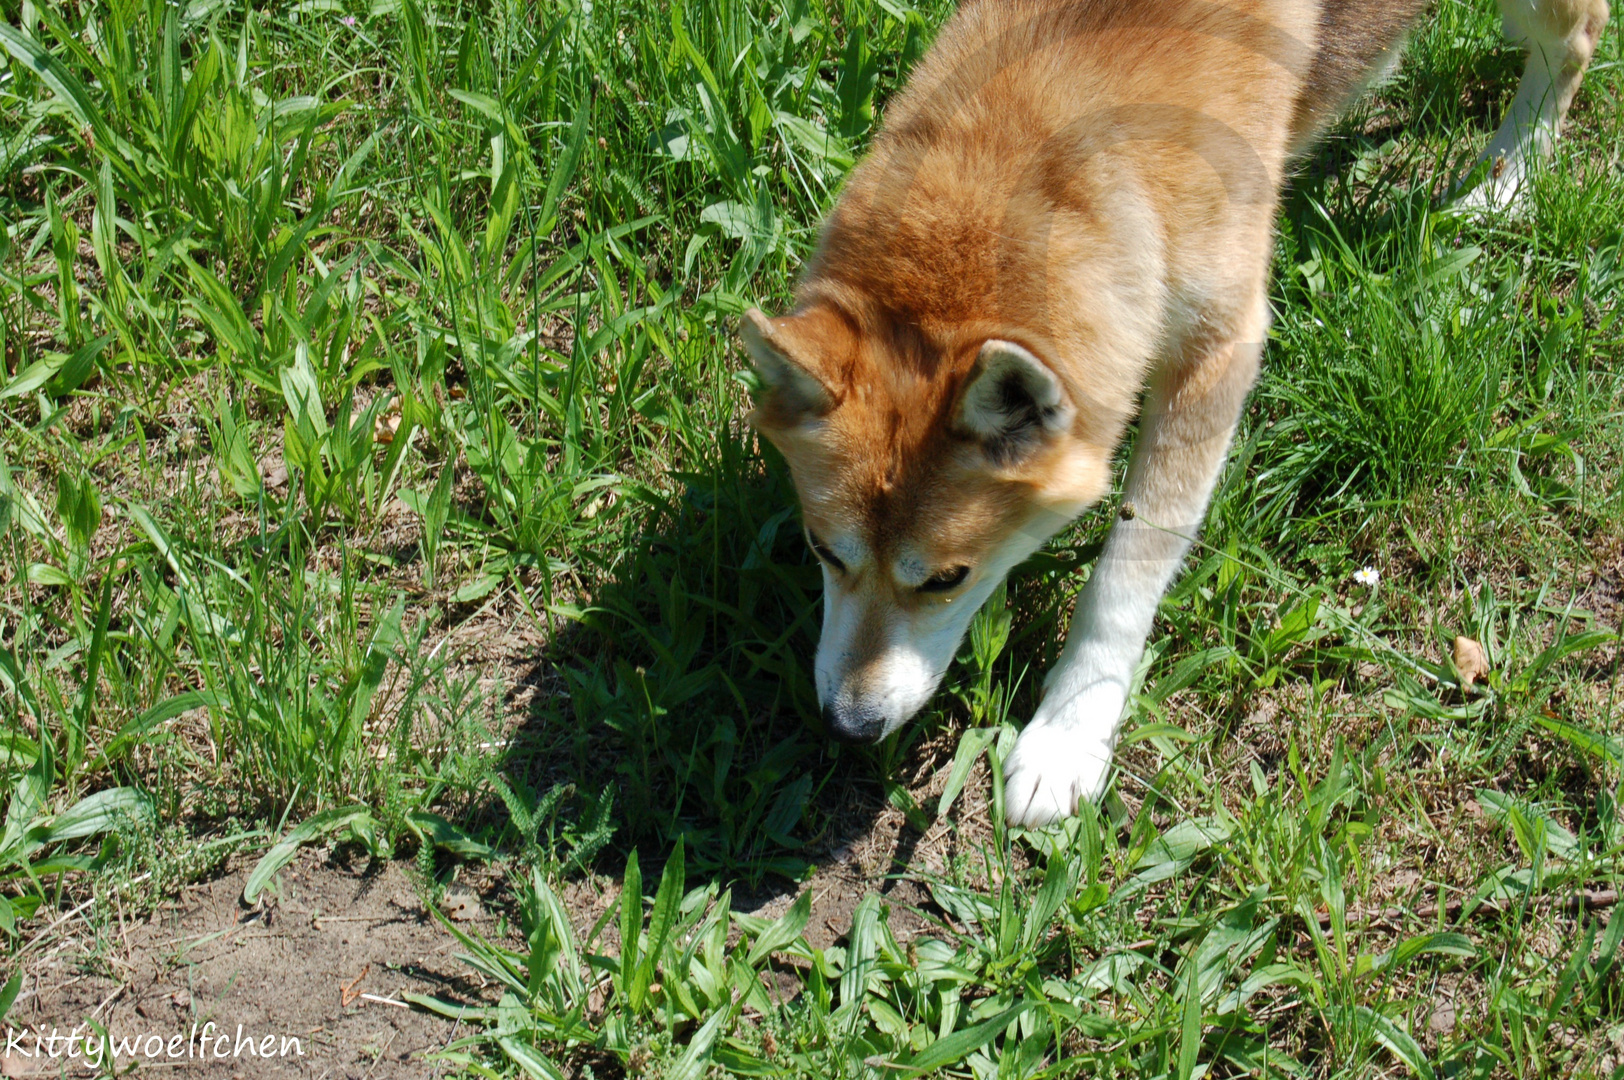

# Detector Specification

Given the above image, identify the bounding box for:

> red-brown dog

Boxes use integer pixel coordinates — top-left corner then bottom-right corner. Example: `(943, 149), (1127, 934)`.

(743, 0), (1610, 826)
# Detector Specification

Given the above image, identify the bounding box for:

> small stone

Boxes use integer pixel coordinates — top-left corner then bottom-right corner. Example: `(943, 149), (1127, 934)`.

(1428, 1002), (1457, 1033)
(1244, 699), (1279, 728)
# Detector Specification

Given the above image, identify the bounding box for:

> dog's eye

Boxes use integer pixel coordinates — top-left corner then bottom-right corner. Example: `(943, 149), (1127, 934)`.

(806, 531), (847, 574)
(919, 565), (970, 593)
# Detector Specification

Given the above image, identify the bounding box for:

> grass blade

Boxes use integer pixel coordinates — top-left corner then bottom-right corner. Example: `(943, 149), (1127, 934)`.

(895, 999), (1031, 1075)
(1354, 1005), (1435, 1080)
(745, 887), (811, 966)
(635, 837), (685, 1006)
(243, 806), (373, 904)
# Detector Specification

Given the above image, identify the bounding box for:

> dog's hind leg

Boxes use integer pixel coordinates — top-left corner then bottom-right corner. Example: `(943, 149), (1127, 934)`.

(1459, 0), (1610, 209)
(1003, 295), (1268, 829)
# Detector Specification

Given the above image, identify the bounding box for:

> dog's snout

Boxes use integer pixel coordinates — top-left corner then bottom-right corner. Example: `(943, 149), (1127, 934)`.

(822, 703), (885, 744)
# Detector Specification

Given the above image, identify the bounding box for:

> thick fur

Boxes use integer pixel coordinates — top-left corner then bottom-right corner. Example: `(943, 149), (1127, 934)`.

(744, 0), (1609, 825)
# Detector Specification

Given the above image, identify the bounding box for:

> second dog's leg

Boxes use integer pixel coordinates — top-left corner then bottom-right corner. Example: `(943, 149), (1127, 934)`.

(1461, 0), (1610, 209)
(1003, 302), (1266, 828)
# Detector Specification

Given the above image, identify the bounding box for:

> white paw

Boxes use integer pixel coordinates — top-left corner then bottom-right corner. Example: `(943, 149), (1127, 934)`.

(1451, 153), (1530, 215)
(1002, 683), (1125, 828)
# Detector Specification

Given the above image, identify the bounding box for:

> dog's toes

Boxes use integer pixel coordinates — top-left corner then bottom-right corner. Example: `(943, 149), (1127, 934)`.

(1005, 768), (1069, 828)
(1450, 153), (1532, 216)
(1002, 723), (1113, 828)
(1002, 766), (1042, 828)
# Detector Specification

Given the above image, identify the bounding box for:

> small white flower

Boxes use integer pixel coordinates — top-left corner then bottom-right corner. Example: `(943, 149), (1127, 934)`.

(1352, 566), (1380, 587)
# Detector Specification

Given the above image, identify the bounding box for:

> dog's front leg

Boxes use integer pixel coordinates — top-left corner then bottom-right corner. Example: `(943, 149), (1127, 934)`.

(1460, 0), (1610, 210)
(1003, 303), (1267, 827)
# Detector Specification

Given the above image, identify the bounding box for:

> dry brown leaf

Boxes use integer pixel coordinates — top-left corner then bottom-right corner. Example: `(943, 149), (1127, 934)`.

(440, 889), (481, 922)
(374, 411), (402, 444)
(1453, 635), (1490, 689)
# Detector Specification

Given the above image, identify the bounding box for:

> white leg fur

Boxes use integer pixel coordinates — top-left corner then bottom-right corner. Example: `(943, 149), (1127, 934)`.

(1460, 0), (1609, 210)
(1004, 304), (1268, 828)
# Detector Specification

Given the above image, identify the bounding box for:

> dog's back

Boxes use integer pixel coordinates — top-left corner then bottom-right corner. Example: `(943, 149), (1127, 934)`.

(799, 0), (1364, 422)
(1293, 0), (1433, 140)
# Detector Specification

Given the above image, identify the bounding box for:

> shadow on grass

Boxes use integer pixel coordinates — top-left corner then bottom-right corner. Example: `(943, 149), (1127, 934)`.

(488, 428), (877, 888)
(1276, 39), (1525, 243)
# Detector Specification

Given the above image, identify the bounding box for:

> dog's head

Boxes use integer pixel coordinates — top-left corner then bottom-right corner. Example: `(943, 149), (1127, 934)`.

(742, 300), (1113, 742)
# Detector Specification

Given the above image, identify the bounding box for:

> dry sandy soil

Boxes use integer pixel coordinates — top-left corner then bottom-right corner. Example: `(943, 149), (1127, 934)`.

(15, 850), (485, 1078)
(10, 756), (987, 1078)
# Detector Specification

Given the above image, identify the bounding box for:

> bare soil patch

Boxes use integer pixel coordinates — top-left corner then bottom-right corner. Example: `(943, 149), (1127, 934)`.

(15, 851), (497, 1078)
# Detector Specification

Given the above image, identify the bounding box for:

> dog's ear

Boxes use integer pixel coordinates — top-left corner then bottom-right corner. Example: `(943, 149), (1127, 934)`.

(741, 306), (846, 427)
(954, 339), (1075, 464)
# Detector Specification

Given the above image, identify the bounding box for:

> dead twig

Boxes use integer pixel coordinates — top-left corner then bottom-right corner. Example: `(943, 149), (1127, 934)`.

(1312, 887), (1619, 930)
(340, 964), (371, 1008)
(359, 993), (410, 1009)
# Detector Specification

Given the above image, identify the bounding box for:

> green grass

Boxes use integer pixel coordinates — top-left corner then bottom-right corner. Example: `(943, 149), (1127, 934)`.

(2, 0), (1623, 1076)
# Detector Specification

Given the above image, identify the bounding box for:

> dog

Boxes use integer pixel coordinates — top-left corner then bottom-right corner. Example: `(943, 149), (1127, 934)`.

(741, 0), (1610, 827)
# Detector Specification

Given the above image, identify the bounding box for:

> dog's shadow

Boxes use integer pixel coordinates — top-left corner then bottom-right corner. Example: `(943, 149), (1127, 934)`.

(489, 429), (897, 900)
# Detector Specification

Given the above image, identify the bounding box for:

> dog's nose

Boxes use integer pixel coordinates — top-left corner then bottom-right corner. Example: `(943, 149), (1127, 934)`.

(823, 703), (884, 744)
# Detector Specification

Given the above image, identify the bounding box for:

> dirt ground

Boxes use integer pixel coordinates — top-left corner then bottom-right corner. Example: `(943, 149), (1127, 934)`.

(11, 754), (989, 1078)
(14, 850), (485, 1078)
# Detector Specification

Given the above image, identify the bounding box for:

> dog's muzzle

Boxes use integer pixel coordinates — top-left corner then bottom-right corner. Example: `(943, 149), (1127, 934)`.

(822, 702), (886, 744)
